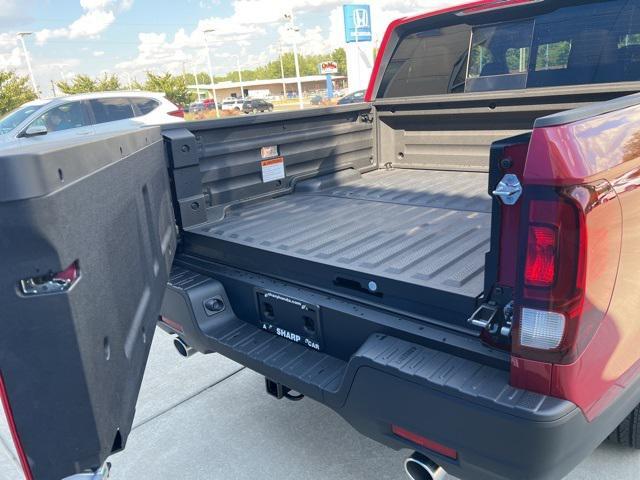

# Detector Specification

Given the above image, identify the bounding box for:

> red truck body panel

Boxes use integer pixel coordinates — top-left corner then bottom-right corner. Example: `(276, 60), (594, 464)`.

(512, 103), (640, 420)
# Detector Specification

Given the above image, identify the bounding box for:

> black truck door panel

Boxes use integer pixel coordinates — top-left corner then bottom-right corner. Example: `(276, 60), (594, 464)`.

(0, 128), (176, 479)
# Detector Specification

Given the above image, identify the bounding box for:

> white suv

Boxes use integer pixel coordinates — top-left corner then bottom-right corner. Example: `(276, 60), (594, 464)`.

(0, 91), (184, 148)
(221, 98), (244, 111)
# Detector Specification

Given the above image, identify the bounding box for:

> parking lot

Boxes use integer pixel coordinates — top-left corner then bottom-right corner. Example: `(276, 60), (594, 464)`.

(1, 330), (638, 480)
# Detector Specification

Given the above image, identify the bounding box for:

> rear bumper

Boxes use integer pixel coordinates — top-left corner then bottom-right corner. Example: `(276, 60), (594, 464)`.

(160, 263), (629, 480)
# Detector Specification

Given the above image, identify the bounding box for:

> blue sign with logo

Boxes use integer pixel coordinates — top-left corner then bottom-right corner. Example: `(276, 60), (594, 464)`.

(343, 4), (372, 43)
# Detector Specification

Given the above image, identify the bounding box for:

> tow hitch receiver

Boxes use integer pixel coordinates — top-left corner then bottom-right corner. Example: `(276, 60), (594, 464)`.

(265, 378), (304, 401)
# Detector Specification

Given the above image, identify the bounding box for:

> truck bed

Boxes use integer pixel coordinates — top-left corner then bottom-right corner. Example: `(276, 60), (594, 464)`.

(191, 168), (491, 300)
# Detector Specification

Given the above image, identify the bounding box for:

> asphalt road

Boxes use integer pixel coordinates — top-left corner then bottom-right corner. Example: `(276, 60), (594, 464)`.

(1, 330), (639, 480)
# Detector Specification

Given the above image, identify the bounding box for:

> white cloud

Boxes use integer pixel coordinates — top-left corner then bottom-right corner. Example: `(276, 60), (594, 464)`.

(115, 0), (464, 79)
(93, 50), (105, 56)
(0, 46), (23, 69)
(35, 0), (131, 44)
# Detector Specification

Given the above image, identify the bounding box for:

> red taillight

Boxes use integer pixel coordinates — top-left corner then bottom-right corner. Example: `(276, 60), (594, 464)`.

(513, 190), (586, 363)
(392, 425), (458, 459)
(513, 184), (621, 365)
(168, 109), (184, 118)
(524, 225), (557, 287)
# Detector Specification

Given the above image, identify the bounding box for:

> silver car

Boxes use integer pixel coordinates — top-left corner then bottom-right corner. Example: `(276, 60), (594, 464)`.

(0, 91), (184, 149)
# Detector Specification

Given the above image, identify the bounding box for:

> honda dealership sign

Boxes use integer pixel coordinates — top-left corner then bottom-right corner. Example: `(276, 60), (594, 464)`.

(342, 4), (374, 92)
(343, 5), (372, 43)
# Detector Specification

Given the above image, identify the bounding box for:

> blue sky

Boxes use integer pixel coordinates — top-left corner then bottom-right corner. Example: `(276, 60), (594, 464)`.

(0, 0), (458, 96)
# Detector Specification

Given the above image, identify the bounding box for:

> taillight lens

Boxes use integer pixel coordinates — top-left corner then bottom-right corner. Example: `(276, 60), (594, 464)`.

(168, 109), (184, 118)
(513, 187), (588, 364)
(524, 225), (557, 287)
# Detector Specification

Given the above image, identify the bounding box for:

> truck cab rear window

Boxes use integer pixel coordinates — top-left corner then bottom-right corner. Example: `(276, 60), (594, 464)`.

(378, 0), (640, 98)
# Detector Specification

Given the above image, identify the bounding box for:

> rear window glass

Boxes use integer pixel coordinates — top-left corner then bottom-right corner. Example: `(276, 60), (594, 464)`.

(132, 97), (160, 116)
(535, 41), (572, 71)
(90, 98), (135, 124)
(378, 0), (640, 97)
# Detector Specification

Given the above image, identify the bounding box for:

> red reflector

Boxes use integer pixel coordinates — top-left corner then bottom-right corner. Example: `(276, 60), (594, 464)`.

(55, 261), (80, 283)
(168, 109), (184, 118)
(524, 225), (557, 287)
(0, 374), (33, 480)
(392, 425), (458, 459)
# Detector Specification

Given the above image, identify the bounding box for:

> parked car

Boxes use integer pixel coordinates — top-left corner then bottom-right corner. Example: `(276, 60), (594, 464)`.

(221, 98), (244, 111)
(337, 90), (366, 105)
(202, 98), (221, 111)
(242, 99), (274, 114)
(188, 102), (205, 113)
(0, 91), (183, 148)
(4, 2), (640, 480)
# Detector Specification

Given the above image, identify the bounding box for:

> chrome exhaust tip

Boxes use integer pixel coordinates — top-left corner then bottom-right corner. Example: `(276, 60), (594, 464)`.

(404, 452), (447, 480)
(173, 337), (196, 358)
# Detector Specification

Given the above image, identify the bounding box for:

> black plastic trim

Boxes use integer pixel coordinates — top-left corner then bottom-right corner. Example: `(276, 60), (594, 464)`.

(163, 104), (371, 133)
(534, 92), (640, 128)
(161, 263), (640, 480)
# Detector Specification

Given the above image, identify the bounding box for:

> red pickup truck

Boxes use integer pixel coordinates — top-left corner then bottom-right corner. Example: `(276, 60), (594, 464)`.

(2, 0), (640, 479)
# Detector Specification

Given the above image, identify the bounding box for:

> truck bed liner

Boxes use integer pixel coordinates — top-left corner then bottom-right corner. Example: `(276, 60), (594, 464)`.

(192, 169), (491, 300)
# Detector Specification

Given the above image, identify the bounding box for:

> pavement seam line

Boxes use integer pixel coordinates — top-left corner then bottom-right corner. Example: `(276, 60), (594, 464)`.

(132, 366), (247, 431)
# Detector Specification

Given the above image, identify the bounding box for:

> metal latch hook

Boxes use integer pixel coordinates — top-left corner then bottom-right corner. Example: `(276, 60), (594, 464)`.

(493, 174), (522, 205)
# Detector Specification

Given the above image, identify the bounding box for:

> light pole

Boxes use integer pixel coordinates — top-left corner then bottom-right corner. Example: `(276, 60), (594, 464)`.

(123, 72), (133, 90)
(181, 61), (188, 85)
(56, 64), (66, 81)
(283, 11), (304, 110)
(353, 18), (360, 90)
(278, 42), (287, 99)
(230, 54), (245, 99)
(202, 29), (221, 118)
(192, 66), (201, 102)
(17, 32), (39, 97)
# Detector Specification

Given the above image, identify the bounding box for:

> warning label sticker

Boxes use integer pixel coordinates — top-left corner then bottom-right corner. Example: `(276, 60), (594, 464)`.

(261, 156), (285, 183)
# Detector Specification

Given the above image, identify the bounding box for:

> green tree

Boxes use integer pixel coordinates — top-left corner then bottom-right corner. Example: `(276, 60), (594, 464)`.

(95, 73), (121, 91)
(57, 73), (122, 94)
(140, 72), (195, 106)
(216, 48), (349, 82)
(0, 71), (37, 116)
(331, 48), (347, 76)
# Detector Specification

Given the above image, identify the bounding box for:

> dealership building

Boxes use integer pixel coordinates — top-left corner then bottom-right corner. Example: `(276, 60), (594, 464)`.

(188, 75), (349, 101)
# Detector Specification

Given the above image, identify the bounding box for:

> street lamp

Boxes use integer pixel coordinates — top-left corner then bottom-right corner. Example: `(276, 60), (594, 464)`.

(192, 66), (201, 102)
(230, 54), (245, 100)
(283, 11), (304, 110)
(123, 72), (133, 90)
(202, 28), (221, 118)
(16, 32), (39, 97)
(277, 42), (287, 100)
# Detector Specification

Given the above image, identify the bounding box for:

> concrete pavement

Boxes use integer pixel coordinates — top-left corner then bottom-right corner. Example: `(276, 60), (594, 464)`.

(1, 330), (639, 480)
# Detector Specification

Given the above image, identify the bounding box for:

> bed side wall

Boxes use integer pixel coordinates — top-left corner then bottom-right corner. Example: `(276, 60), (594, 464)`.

(163, 105), (376, 229)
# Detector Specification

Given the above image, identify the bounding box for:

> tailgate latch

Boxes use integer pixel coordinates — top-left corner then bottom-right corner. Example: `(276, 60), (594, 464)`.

(493, 174), (522, 205)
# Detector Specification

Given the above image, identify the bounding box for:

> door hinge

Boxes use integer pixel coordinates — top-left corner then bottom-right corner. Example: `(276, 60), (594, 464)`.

(492, 174), (522, 205)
